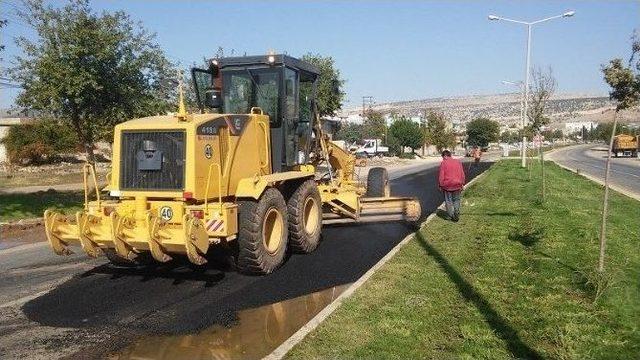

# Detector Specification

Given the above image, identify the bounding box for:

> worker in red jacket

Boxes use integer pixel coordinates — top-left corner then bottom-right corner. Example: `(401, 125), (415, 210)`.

(438, 149), (466, 222)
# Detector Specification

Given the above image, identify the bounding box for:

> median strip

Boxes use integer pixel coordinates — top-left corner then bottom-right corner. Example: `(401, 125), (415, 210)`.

(284, 160), (640, 359)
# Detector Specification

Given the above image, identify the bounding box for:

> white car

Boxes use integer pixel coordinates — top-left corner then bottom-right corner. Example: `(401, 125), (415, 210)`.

(356, 139), (389, 157)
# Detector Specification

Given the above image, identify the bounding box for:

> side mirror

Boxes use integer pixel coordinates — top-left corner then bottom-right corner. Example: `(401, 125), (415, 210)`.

(204, 88), (222, 108)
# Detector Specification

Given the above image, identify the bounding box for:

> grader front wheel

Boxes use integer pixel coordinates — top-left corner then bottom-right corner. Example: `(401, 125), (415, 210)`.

(237, 188), (289, 275)
(287, 180), (322, 253)
(366, 167), (391, 197)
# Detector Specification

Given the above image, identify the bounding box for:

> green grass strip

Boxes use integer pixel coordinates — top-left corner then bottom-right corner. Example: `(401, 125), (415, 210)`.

(287, 160), (639, 359)
(0, 190), (84, 222)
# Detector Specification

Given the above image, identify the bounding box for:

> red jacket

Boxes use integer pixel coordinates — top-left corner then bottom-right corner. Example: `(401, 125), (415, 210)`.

(438, 157), (466, 191)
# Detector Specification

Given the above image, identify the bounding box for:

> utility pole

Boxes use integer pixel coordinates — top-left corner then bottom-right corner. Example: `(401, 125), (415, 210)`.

(362, 96), (374, 121)
(362, 96), (375, 150)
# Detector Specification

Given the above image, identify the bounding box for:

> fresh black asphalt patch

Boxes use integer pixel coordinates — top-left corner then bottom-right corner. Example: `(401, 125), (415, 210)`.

(22, 162), (493, 353)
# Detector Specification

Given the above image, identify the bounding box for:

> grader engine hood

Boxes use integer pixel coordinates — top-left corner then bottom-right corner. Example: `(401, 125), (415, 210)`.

(109, 113), (271, 201)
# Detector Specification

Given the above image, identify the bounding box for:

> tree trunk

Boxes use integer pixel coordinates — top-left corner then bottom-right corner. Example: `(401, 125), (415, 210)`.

(540, 134), (545, 202)
(72, 117), (95, 164)
(598, 110), (618, 273)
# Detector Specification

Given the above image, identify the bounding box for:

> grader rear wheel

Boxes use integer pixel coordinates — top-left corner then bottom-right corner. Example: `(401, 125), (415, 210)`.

(237, 188), (289, 275)
(287, 180), (322, 253)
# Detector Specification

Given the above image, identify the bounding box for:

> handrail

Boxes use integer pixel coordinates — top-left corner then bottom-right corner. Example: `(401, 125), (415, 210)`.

(257, 122), (269, 170)
(204, 163), (223, 215)
(82, 163), (101, 210)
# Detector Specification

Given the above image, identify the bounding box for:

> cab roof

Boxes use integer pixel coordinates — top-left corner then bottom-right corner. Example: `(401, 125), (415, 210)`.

(213, 54), (320, 81)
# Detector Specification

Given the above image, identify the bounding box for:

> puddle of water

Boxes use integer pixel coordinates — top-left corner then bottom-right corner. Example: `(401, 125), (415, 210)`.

(113, 283), (350, 360)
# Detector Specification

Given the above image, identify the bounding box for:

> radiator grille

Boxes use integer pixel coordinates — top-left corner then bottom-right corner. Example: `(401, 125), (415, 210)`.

(119, 131), (186, 191)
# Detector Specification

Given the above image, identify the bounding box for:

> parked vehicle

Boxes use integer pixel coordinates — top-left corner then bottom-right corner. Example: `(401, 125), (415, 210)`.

(355, 138), (389, 157)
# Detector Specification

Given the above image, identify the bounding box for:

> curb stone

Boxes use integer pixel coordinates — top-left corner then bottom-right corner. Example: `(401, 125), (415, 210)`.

(549, 158), (640, 202)
(264, 162), (494, 360)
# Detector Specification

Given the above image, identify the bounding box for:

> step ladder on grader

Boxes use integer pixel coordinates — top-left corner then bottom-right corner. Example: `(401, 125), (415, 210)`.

(44, 54), (421, 274)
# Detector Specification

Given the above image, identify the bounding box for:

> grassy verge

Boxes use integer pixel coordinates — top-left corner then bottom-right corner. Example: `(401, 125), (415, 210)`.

(0, 190), (84, 222)
(287, 160), (639, 359)
(508, 143), (568, 157)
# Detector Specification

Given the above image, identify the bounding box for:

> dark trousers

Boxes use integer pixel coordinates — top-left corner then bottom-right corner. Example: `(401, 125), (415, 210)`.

(444, 190), (461, 221)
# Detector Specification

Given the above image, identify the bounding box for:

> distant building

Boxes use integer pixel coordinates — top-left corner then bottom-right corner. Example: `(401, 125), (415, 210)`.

(564, 121), (597, 135)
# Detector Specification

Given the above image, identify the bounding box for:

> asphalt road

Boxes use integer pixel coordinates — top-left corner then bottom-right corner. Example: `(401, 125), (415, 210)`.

(548, 144), (640, 197)
(0, 160), (492, 359)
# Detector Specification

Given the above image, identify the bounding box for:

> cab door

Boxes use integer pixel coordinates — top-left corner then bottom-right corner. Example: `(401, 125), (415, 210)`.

(283, 67), (300, 167)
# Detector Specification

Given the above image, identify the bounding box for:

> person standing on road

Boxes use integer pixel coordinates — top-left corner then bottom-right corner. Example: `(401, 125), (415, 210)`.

(438, 150), (466, 222)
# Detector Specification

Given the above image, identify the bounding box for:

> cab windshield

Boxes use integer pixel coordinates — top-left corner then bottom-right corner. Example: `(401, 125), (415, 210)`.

(222, 69), (280, 120)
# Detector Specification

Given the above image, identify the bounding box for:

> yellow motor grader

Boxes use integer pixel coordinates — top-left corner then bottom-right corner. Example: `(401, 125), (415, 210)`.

(44, 54), (420, 274)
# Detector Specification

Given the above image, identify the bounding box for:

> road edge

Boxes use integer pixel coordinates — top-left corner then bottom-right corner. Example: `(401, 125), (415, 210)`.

(265, 162), (494, 360)
(547, 154), (640, 202)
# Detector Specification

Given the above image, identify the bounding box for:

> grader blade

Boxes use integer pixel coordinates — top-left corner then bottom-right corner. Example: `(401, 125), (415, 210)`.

(323, 197), (421, 225)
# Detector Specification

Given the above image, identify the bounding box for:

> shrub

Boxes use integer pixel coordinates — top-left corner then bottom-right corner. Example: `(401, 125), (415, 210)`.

(2, 119), (78, 165)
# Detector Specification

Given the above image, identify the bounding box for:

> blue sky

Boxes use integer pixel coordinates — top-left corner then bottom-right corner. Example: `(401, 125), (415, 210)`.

(1, 0), (639, 109)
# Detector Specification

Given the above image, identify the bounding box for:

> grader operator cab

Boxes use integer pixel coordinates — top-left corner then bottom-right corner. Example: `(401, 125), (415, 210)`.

(44, 54), (421, 274)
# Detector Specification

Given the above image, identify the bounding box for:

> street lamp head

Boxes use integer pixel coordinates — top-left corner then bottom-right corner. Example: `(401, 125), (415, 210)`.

(562, 10), (575, 17)
(488, 15), (500, 21)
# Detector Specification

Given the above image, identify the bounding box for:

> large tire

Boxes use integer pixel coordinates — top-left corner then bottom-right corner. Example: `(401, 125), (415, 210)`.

(366, 167), (390, 197)
(237, 188), (289, 275)
(287, 180), (322, 253)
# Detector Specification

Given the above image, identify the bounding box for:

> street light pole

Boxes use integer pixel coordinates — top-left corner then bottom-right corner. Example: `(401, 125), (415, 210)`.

(488, 10), (575, 168)
(523, 24), (532, 168)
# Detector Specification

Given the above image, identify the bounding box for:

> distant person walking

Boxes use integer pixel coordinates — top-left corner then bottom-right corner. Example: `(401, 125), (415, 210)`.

(468, 146), (482, 172)
(438, 150), (466, 222)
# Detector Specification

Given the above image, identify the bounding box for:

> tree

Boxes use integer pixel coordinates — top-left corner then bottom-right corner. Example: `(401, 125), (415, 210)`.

(528, 66), (557, 202)
(363, 110), (387, 140)
(466, 118), (499, 148)
(424, 111), (456, 152)
(8, 0), (177, 162)
(335, 122), (364, 144)
(389, 116), (424, 154)
(528, 67), (556, 133)
(500, 130), (522, 144)
(598, 32), (640, 273)
(0, 19), (6, 52)
(301, 53), (345, 117)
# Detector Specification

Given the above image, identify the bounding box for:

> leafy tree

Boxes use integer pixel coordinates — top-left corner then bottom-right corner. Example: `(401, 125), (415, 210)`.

(301, 53), (345, 117)
(389, 116), (424, 153)
(528, 67), (556, 133)
(363, 110), (387, 140)
(8, 0), (178, 162)
(598, 31), (640, 273)
(500, 130), (522, 144)
(1, 118), (78, 164)
(528, 66), (556, 202)
(466, 117), (499, 148)
(424, 111), (456, 152)
(335, 122), (364, 144)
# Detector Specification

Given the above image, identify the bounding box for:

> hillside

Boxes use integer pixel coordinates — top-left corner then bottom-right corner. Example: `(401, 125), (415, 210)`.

(339, 93), (638, 128)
